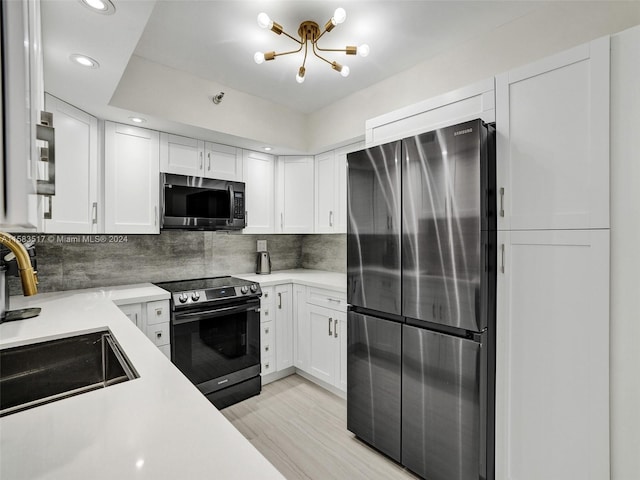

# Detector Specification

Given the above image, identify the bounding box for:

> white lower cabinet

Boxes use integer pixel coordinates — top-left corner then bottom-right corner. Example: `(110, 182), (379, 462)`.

(305, 304), (346, 391)
(117, 299), (171, 358)
(495, 229), (609, 480)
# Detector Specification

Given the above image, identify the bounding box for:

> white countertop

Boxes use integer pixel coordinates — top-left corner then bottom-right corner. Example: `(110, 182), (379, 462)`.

(236, 269), (346, 292)
(0, 284), (285, 480)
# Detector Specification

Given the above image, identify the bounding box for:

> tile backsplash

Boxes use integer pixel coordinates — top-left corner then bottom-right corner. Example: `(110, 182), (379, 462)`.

(7, 232), (345, 293)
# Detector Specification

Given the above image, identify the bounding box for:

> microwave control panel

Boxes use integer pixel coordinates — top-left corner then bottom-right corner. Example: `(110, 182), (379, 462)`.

(233, 192), (245, 219)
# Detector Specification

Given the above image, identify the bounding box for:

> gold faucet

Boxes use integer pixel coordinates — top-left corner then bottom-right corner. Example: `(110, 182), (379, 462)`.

(0, 232), (38, 296)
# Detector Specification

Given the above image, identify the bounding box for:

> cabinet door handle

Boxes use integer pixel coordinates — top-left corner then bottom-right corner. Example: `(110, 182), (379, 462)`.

(328, 317), (333, 336)
(154, 206), (158, 226)
(278, 292), (282, 309)
(245, 211), (248, 227)
(200, 152), (203, 170)
(280, 212), (284, 230)
(334, 319), (338, 338)
(207, 152), (211, 171)
(499, 187), (505, 217)
(501, 243), (505, 273)
(329, 210), (334, 227)
(92, 202), (98, 225)
(43, 196), (53, 220)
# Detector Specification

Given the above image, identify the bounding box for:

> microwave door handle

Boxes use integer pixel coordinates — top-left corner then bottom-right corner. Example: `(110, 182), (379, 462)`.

(228, 184), (234, 222)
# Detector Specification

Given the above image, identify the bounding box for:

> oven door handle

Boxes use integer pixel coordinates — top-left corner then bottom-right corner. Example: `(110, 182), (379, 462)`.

(173, 303), (260, 325)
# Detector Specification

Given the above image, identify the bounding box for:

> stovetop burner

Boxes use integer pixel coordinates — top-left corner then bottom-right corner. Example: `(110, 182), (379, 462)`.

(155, 276), (261, 308)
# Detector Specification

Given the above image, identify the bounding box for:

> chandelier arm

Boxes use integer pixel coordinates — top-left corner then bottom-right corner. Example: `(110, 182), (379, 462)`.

(311, 42), (334, 66)
(301, 40), (309, 68)
(273, 44), (304, 58)
(279, 29), (303, 45)
(314, 45), (350, 53)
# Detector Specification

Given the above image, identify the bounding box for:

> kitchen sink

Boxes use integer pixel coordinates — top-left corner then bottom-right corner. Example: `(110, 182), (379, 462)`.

(0, 329), (138, 417)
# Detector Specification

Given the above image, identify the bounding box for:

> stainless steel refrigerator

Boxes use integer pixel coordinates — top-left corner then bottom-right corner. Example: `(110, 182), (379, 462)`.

(347, 119), (496, 480)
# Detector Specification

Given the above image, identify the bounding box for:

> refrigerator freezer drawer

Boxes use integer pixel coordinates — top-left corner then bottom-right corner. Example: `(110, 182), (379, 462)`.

(347, 311), (402, 462)
(402, 324), (486, 480)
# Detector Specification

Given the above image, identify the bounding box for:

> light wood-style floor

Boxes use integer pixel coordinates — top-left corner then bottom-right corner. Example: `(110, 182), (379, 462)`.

(222, 374), (418, 480)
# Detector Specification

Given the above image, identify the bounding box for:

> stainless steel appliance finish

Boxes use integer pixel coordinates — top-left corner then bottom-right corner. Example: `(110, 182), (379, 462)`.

(402, 121), (492, 332)
(347, 141), (402, 316)
(161, 173), (246, 230)
(256, 251), (271, 274)
(347, 311), (402, 462)
(346, 119), (496, 480)
(402, 325), (486, 480)
(156, 276), (262, 409)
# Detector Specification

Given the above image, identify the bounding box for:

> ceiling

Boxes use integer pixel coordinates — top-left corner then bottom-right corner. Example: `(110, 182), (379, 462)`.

(42, 0), (542, 118)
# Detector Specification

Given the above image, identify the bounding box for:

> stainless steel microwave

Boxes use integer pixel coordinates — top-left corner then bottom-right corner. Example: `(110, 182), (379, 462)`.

(161, 174), (246, 230)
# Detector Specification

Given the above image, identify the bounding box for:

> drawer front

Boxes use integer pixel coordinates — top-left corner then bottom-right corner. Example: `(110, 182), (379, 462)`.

(261, 321), (274, 357)
(146, 322), (170, 347)
(261, 286), (275, 322)
(261, 358), (275, 376)
(306, 287), (347, 311)
(146, 300), (170, 325)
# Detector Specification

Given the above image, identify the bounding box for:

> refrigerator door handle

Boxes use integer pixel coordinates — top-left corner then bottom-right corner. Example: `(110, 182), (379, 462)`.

(501, 243), (505, 273)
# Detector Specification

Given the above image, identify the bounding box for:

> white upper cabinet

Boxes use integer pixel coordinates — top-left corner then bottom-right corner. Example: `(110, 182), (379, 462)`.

(205, 142), (242, 181)
(496, 37), (610, 230)
(243, 150), (275, 234)
(495, 229), (609, 480)
(42, 95), (98, 233)
(276, 156), (314, 233)
(314, 150), (347, 234)
(160, 133), (242, 181)
(104, 122), (160, 234)
(159, 133), (203, 177)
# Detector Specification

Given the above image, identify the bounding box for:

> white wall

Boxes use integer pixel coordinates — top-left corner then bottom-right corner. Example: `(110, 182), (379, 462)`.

(610, 25), (640, 480)
(308, 2), (640, 152)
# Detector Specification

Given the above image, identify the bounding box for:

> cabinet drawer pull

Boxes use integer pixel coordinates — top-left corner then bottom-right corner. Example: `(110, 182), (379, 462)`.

(155, 308), (162, 316)
(265, 345), (270, 352)
(264, 309), (269, 316)
(155, 331), (162, 339)
(499, 187), (505, 217)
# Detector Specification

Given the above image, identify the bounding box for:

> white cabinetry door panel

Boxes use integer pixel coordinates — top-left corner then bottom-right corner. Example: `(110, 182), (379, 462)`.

(118, 303), (142, 328)
(308, 304), (335, 385)
(243, 150), (275, 233)
(43, 94), (98, 233)
(496, 37), (609, 230)
(104, 122), (159, 234)
(274, 284), (293, 371)
(315, 151), (337, 233)
(205, 142), (242, 181)
(293, 284), (309, 372)
(276, 156), (314, 233)
(159, 133), (203, 176)
(495, 229), (609, 480)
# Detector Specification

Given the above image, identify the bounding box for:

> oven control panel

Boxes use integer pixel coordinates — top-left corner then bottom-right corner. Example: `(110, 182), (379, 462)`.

(173, 283), (261, 305)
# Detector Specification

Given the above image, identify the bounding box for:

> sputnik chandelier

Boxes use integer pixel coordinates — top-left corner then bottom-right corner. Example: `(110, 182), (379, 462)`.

(253, 7), (369, 84)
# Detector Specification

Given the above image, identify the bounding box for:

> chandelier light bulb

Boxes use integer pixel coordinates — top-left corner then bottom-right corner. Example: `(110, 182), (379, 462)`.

(296, 73), (305, 84)
(358, 44), (370, 57)
(333, 8), (347, 25)
(340, 65), (350, 77)
(296, 66), (306, 83)
(254, 52), (265, 64)
(257, 12), (272, 29)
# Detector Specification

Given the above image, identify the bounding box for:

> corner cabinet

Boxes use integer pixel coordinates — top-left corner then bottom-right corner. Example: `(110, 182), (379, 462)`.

(276, 156), (314, 233)
(496, 37), (610, 231)
(159, 132), (242, 181)
(118, 299), (171, 359)
(42, 94), (99, 233)
(104, 122), (160, 234)
(242, 150), (275, 234)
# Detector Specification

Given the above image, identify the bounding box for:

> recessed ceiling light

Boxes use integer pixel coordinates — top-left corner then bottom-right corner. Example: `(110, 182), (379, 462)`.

(129, 116), (146, 124)
(70, 54), (100, 68)
(264, 147), (272, 151)
(79, 0), (116, 15)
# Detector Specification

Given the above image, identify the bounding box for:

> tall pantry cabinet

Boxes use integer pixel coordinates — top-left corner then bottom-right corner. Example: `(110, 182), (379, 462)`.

(494, 37), (610, 480)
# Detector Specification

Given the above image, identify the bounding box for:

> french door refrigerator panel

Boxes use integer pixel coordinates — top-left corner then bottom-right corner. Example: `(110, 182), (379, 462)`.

(347, 311), (402, 462)
(401, 119), (493, 333)
(346, 142), (402, 316)
(402, 325), (487, 480)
